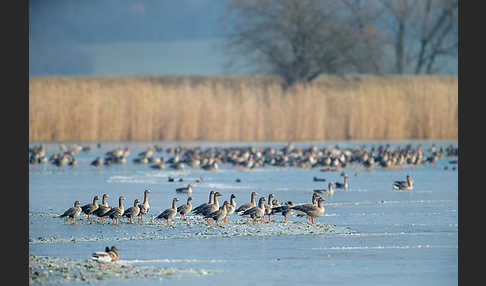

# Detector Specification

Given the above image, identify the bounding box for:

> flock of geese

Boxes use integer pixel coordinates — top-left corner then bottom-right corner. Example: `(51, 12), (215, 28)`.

(30, 142), (458, 172)
(58, 172), (415, 226)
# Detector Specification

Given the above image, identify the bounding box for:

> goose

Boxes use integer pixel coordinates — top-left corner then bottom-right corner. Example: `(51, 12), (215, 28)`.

(156, 198), (179, 226)
(104, 196), (125, 225)
(204, 201), (229, 226)
(271, 201), (295, 223)
(291, 197), (326, 224)
(194, 192), (222, 223)
(224, 194), (236, 224)
(137, 189), (151, 223)
(264, 194), (275, 223)
(91, 157), (103, 169)
(393, 174), (414, 190)
(81, 195), (99, 221)
(93, 194), (111, 223)
(241, 197), (266, 225)
(123, 199), (140, 224)
(335, 174), (349, 189)
(235, 191), (258, 215)
(177, 197), (193, 220)
(192, 191), (214, 214)
(176, 183), (194, 194)
(59, 201), (82, 225)
(313, 182), (334, 196)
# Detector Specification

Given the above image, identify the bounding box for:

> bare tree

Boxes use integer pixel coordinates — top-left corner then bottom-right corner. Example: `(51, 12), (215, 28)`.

(378, 0), (458, 74)
(224, 0), (387, 86)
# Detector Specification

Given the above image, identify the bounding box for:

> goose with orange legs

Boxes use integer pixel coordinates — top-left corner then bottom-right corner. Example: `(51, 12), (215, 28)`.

(81, 195), (99, 221)
(156, 198), (179, 226)
(93, 194), (111, 223)
(291, 197), (326, 224)
(59, 201), (82, 225)
(224, 194), (236, 224)
(204, 201), (229, 227)
(177, 197), (193, 221)
(123, 199), (140, 224)
(241, 197), (266, 225)
(137, 189), (151, 223)
(235, 191), (258, 222)
(193, 192), (222, 224)
(263, 194), (275, 223)
(104, 196), (125, 225)
(271, 201), (295, 223)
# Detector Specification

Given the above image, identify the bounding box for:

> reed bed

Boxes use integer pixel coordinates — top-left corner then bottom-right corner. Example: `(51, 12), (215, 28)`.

(29, 75), (458, 142)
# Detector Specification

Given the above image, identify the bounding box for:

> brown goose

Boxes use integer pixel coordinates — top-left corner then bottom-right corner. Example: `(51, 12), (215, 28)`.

(224, 194), (236, 224)
(91, 157), (103, 169)
(235, 191), (258, 215)
(81, 195), (99, 221)
(335, 174), (349, 189)
(204, 201), (229, 226)
(137, 189), (151, 223)
(193, 192), (222, 223)
(156, 198), (179, 226)
(393, 174), (414, 190)
(271, 201), (295, 223)
(263, 194), (275, 223)
(176, 183), (194, 194)
(192, 191), (214, 214)
(291, 197), (326, 224)
(177, 197), (193, 220)
(104, 196), (125, 225)
(313, 182), (334, 196)
(93, 194), (111, 223)
(123, 199), (140, 224)
(59, 201), (82, 225)
(241, 197), (266, 225)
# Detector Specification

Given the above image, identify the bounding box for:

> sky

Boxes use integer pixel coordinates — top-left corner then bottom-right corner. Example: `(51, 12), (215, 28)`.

(29, 0), (235, 76)
(29, 0), (457, 77)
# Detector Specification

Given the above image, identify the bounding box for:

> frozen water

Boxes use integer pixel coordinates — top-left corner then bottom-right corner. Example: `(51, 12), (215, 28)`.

(29, 140), (458, 285)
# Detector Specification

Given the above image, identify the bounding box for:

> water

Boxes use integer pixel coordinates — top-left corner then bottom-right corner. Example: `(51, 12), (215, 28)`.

(29, 140), (458, 285)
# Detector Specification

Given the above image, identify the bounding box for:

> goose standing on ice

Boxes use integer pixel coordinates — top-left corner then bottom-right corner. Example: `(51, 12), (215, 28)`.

(137, 189), (151, 223)
(224, 194), (236, 224)
(93, 194), (111, 223)
(104, 196), (125, 225)
(271, 201), (295, 223)
(177, 197), (193, 220)
(263, 194), (275, 223)
(204, 201), (229, 226)
(235, 191), (258, 215)
(192, 191), (214, 214)
(291, 197), (326, 224)
(195, 192), (222, 223)
(156, 198), (179, 226)
(59, 201), (82, 225)
(123, 199), (140, 224)
(241, 197), (266, 225)
(81, 195), (99, 221)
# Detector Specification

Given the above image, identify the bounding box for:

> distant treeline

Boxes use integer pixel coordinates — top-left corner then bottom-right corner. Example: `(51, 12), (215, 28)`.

(29, 75), (457, 142)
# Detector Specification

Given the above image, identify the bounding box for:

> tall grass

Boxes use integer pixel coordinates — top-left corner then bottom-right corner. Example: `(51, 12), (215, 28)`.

(29, 75), (458, 142)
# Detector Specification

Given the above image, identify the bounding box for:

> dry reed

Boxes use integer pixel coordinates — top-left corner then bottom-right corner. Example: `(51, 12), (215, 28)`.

(29, 75), (458, 142)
